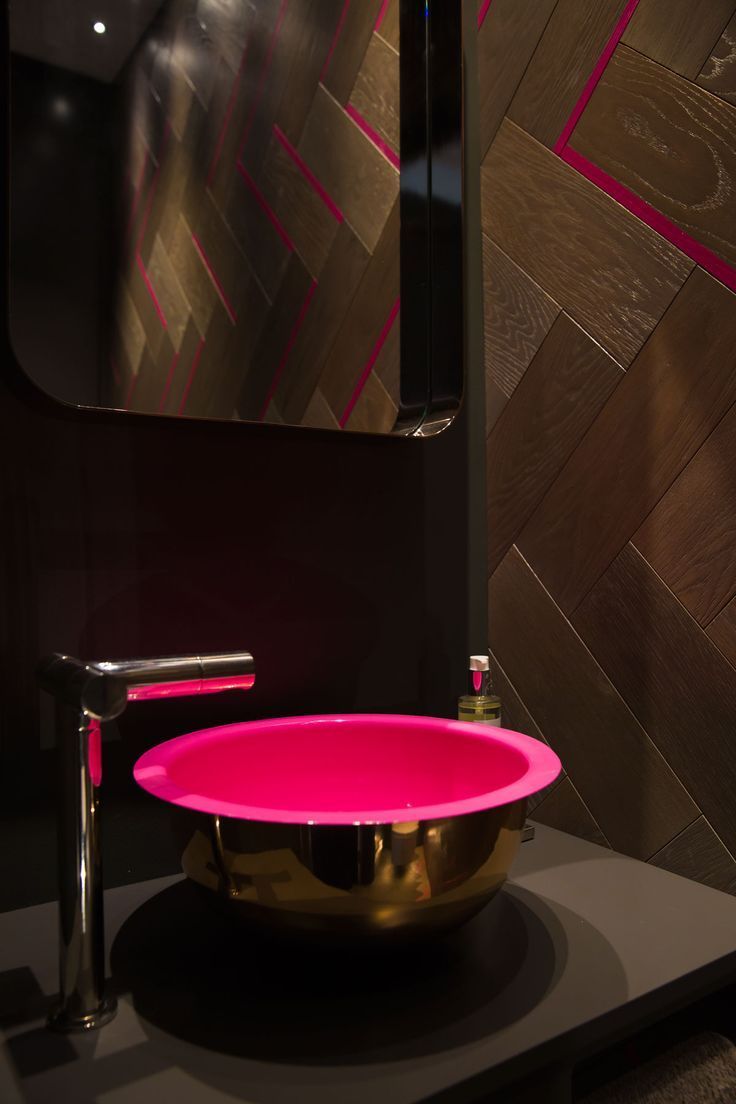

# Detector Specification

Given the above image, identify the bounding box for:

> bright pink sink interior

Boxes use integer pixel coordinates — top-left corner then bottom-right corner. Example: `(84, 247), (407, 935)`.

(134, 714), (561, 825)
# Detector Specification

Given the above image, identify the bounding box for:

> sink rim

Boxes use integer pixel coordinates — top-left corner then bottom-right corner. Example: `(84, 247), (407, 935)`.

(133, 713), (561, 826)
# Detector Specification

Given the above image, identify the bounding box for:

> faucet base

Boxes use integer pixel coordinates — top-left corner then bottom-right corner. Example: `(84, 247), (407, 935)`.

(47, 994), (118, 1033)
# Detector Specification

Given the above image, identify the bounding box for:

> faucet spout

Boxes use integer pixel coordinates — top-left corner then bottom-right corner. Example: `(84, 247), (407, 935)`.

(37, 650), (255, 1033)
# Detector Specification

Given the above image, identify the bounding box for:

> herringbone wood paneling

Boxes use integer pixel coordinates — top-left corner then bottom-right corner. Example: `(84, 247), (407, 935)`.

(110, 0), (399, 430)
(484, 0), (736, 891)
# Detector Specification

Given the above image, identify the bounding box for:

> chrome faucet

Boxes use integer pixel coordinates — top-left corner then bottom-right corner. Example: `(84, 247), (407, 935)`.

(37, 650), (256, 1033)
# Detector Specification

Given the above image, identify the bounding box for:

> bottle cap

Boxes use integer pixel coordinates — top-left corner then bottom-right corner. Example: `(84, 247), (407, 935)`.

(469, 655), (490, 672)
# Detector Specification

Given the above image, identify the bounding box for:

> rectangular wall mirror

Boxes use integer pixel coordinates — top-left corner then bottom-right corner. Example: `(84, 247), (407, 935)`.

(8, 0), (462, 436)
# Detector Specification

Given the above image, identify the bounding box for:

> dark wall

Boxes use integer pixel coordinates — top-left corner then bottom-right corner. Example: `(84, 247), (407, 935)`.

(10, 54), (116, 407)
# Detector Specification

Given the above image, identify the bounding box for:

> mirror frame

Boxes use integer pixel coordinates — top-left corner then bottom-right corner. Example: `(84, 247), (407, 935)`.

(4, 0), (464, 438)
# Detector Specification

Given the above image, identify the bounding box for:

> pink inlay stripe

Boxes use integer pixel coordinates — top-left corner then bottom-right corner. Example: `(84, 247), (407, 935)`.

(345, 104), (399, 169)
(320, 0), (351, 81)
(554, 0), (641, 156)
(136, 254), (167, 328)
(158, 348), (180, 413)
(259, 279), (317, 421)
(477, 0), (493, 29)
(238, 0), (288, 162)
(375, 0), (391, 32)
(339, 297), (399, 428)
(236, 163), (294, 252)
(560, 147), (736, 292)
(191, 233), (238, 324)
(137, 123), (171, 251)
(178, 336), (206, 415)
(207, 39), (251, 186)
(273, 125), (343, 222)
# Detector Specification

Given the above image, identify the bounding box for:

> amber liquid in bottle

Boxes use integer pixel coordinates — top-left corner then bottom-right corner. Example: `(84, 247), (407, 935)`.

(458, 656), (502, 726)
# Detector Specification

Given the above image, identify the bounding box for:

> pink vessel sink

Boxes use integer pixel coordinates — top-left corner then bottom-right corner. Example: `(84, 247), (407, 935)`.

(134, 714), (561, 941)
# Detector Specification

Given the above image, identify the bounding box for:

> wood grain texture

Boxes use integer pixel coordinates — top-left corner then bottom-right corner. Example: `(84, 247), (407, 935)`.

(487, 313), (623, 575)
(708, 598), (736, 670)
(572, 543), (736, 857)
(349, 32), (399, 154)
(258, 133), (341, 281)
(477, 0), (557, 156)
(622, 0), (736, 82)
(299, 85), (399, 254)
(508, 0), (634, 148)
(168, 213), (216, 336)
(633, 401), (736, 627)
(344, 371), (397, 435)
(571, 45), (736, 269)
(481, 120), (692, 366)
(318, 200), (399, 416)
(489, 547), (698, 858)
(649, 817), (736, 895)
(698, 14), (736, 106)
(376, 0), (399, 51)
(275, 221), (369, 424)
(482, 236), (560, 416)
(517, 270), (736, 615)
(490, 655), (566, 814)
(531, 778), (611, 849)
(301, 387), (340, 430)
(322, 0), (384, 106)
(236, 254), (313, 421)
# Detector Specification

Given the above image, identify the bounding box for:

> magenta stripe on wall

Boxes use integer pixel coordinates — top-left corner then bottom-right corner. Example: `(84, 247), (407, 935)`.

(136, 254), (167, 328)
(207, 38), (251, 186)
(191, 233), (238, 323)
(551, 0), (736, 293)
(374, 0), (391, 32)
(237, 0), (289, 164)
(320, 0), (351, 81)
(157, 348), (180, 413)
(177, 337), (206, 415)
(339, 297), (399, 428)
(236, 163), (295, 252)
(259, 279), (318, 421)
(477, 0), (493, 29)
(345, 104), (399, 169)
(560, 148), (736, 292)
(273, 125), (344, 221)
(553, 0), (641, 156)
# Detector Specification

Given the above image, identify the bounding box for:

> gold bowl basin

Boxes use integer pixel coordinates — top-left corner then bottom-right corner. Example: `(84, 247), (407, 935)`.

(134, 714), (561, 942)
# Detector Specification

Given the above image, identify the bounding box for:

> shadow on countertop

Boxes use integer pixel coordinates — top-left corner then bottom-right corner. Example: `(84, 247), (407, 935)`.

(107, 878), (622, 1068)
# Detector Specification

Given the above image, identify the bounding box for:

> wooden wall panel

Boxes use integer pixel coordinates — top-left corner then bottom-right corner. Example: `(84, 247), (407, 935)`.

(648, 818), (736, 895)
(487, 313), (622, 575)
(516, 270), (736, 615)
(481, 236), (560, 429)
(482, 0), (736, 892)
(698, 14), (736, 105)
(477, 0), (558, 157)
(481, 120), (692, 366)
(571, 46), (736, 269)
(622, 0), (736, 81)
(508, 0), (634, 149)
(489, 548), (697, 859)
(572, 545), (736, 857)
(708, 599), (736, 670)
(633, 403), (736, 627)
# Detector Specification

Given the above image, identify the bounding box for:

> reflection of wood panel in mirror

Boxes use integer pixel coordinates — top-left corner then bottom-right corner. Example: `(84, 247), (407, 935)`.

(109, 0), (401, 431)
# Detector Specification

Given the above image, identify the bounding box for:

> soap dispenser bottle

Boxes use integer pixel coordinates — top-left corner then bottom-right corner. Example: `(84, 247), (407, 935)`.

(458, 655), (502, 725)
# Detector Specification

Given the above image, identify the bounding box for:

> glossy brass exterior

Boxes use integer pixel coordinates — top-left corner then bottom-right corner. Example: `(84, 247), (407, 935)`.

(171, 800), (527, 942)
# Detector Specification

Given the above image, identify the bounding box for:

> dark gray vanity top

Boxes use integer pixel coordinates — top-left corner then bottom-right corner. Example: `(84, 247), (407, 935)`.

(4, 824), (736, 1104)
